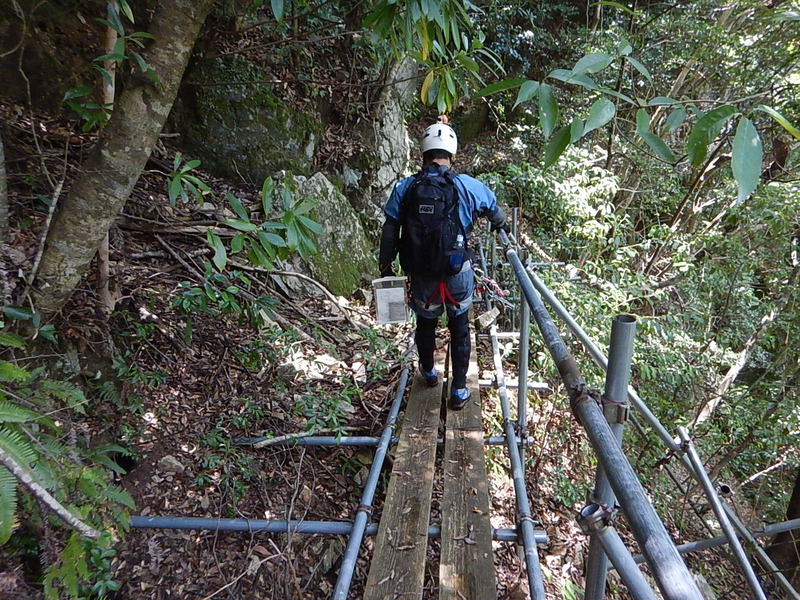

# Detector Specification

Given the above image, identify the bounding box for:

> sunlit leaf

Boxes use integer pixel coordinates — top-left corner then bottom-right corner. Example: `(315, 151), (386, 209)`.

(261, 178), (274, 215)
(636, 108), (650, 132)
(539, 83), (558, 138)
(648, 96), (678, 106)
(626, 56), (652, 83)
(663, 107), (686, 134)
(206, 231), (227, 271)
(513, 80), (539, 109)
(226, 193), (249, 221)
(731, 117), (763, 203)
(571, 52), (614, 75)
(456, 53), (479, 72)
(570, 118), (584, 142)
(2, 306), (32, 321)
(640, 131), (676, 163)
(297, 214), (325, 235)
(180, 159), (201, 173)
(62, 87), (93, 101)
(686, 105), (737, 167)
(221, 220), (258, 232)
(118, 0), (134, 22)
(420, 71), (434, 105)
(549, 69), (600, 93)
(271, 0), (284, 22)
(756, 105), (800, 141)
(543, 126), (571, 168)
(475, 77), (525, 99)
(583, 98), (615, 136)
(231, 234), (245, 254)
(258, 231), (287, 248)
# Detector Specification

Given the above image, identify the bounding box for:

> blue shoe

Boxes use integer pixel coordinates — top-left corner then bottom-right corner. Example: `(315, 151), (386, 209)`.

(420, 365), (438, 387)
(448, 387), (471, 411)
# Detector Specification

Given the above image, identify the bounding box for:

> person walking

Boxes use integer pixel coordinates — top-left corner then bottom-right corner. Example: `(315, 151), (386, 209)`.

(379, 116), (509, 410)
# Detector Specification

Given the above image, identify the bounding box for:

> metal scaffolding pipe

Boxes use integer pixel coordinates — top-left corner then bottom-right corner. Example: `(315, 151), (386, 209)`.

(518, 257), (531, 468)
(332, 365), (410, 599)
(234, 435), (525, 448)
(725, 503), (800, 600)
(481, 238), (546, 598)
(677, 427), (768, 600)
(233, 436), (386, 447)
(578, 504), (658, 600)
(523, 269), (800, 598)
(585, 315), (637, 600)
(573, 398), (702, 600)
(489, 326), (547, 600)
(130, 516), (547, 543)
(498, 230), (703, 600)
(628, 518), (800, 560)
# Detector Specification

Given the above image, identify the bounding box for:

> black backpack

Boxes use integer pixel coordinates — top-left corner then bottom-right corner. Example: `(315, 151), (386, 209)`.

(398, 166), (468, 279)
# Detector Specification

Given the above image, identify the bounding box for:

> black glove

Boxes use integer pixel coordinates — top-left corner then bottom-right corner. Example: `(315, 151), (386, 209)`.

(491, 220), (511, 234)
(379, 217), (401, 278)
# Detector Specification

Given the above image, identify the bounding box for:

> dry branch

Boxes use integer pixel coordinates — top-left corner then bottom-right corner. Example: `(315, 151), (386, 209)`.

(0, 446), (101, 540)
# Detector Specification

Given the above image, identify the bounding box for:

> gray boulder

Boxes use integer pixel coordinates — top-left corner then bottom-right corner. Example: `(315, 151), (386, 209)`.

(280, 173), (377, 297)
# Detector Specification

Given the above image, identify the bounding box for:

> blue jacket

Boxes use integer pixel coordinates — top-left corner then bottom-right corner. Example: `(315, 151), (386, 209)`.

(384, 169), (502, 234)
(378, 165), (506, 276)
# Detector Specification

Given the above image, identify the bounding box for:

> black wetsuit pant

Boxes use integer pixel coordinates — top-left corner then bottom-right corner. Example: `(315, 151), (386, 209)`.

(415, 311), (470, 389)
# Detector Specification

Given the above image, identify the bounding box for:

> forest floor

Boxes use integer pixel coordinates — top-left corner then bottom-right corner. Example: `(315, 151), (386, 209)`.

(0, 99), (759, 600)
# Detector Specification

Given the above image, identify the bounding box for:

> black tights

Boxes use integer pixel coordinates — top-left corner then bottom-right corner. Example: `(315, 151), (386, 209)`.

(415, 311), (471, 389)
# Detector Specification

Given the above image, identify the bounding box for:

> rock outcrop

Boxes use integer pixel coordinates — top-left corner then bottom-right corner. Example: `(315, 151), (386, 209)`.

(278, 173), (376, 297)
(170, 56), (321, 184)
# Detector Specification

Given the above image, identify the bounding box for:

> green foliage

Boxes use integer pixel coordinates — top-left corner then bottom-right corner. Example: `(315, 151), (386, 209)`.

(63, 2), (158, 131)
(43, 532), (121, 599)
(212, 176), (323, 270)
(0, 467), (17, 545)
(172, 268), (280, 331)
(364, 0), (501, 112)
(0, 341), (132, 597)
(476, 18), (797, 201)
(2, 306), (57, 342)
(168, 153), (212, 205)
(294, 384), (351, 438)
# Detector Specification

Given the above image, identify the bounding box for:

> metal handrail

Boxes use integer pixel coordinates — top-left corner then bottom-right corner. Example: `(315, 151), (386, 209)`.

(522, 261), (800, 599)
(478, 241), (546, 600)
(498, 229), (703, 600)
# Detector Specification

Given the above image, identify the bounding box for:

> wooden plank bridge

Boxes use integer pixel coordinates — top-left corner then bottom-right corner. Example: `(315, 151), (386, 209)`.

(364, 337), (498, 599)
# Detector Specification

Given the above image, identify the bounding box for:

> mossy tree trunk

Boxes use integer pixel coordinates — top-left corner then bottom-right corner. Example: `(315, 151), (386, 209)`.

(32, 0), (214, 315)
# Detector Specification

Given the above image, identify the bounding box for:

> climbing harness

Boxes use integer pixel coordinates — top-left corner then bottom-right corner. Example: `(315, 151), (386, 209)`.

(424, 279), (461, 310)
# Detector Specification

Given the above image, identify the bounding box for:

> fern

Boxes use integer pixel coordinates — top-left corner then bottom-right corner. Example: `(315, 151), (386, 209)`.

(40, 380), (87, 414)
(0, 467), (17, 544)
(0, 428), (37, 469)
(0, 333), (25, 348)
(0, 362), (31, 383)
(0, 402), (37, 423)
(102, 485), (135, 510)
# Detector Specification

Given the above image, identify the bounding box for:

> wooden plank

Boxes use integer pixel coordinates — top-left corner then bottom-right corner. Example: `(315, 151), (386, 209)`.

(440, 331), (497, 600)
(364, 362), (442, 600)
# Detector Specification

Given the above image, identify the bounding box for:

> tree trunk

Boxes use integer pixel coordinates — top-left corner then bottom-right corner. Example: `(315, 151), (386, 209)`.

(31, 0), (214, 315)
(0, 123), (7, 243)
(97, 1), (119, 314)
(768, 466), (800, 583)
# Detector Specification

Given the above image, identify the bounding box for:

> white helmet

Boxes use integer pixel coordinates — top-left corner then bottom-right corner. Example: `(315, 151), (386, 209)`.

(420, 115), (458, 156)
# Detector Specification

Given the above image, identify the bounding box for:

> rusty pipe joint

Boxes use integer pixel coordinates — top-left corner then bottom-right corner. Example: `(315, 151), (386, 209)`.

(578, 503), (617, 536)
(601, 394), (629, 425)
(569, 383), (602, 426)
